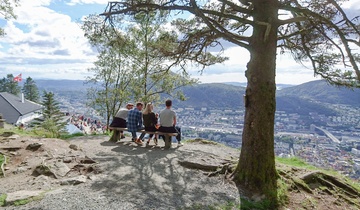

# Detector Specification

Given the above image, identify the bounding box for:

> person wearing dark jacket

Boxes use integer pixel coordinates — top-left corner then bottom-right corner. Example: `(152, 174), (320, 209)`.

(142, 102), (159, 145)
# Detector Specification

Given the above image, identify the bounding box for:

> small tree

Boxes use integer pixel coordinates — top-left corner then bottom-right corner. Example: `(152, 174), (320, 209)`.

(123, 10), (200, 104)
(82, 15), (135, 127)
(0, 74), (21, 95)
(35, 91), (66, 138)
(22, 77), (40, 102)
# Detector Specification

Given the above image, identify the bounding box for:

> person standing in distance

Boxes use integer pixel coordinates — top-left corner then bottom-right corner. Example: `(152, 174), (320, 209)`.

(127, 102), (145, 145)
(158, 99), (182, 146)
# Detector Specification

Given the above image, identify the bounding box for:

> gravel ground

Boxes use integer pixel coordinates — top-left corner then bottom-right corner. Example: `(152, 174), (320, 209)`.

(1, 135), (241, 210)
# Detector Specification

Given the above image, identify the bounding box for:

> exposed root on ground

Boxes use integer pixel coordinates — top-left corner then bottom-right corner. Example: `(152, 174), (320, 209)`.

(278, 168), (360, 209)
(178, 159), (236, 180)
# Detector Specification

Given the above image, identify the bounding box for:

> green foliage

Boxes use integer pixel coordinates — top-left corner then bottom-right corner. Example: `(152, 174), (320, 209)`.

(60, 132), (84, 140)
(22, 77), (40, 102)
(0, 74), (21, 95)
(13, 199), (31, 206)
(0, 194), (6, 206)
(0, 0), (19, 36)
(276, 157), (318, 170)
(82, 15), (135, 127)
(1, 127), (46, 138)
(31, 128), (58, 138)
(277, 179), (289, 207)
(82, 10), (199, 127)
(125, 10), (198, 104)
(240, 198), (273, 210)
(32, 91), (67, 138)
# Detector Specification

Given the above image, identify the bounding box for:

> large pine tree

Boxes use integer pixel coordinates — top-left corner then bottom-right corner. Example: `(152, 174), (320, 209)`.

(0, 74), (21, 95)
(36, 91), (67, 138)
(22, 77), (40, 102)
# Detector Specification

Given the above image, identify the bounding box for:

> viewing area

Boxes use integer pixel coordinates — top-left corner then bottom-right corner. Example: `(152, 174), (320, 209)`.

(109, 127), (178, 149)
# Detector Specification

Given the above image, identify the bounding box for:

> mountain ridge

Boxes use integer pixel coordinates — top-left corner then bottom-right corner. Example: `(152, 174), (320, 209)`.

(33, 79), (359, 114)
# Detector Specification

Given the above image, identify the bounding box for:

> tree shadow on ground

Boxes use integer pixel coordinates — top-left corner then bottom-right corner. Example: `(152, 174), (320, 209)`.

(89, 139), (240, 209)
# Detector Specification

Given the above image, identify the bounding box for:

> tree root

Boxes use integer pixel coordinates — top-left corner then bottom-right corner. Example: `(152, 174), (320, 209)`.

(300, 171), (360, 197)
(178, 160), (219, 171)
(178, 160), (236, 181)
(337, 193), (360, 208)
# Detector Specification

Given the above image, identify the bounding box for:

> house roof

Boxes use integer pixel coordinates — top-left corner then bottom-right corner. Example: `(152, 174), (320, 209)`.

(0, 92), (43, 116)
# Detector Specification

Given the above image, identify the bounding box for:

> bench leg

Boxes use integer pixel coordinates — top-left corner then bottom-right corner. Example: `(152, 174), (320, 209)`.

(109, 130), (120, 142)
(164, 134), (172, 149)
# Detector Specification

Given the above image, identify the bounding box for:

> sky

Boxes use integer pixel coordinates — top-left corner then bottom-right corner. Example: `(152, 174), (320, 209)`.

(0, 0), (359, 85)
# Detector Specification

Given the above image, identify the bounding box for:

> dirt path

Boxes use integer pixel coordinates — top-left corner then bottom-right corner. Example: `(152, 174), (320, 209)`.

(1, 134), (359, 210)
(0, 135), (241, 209)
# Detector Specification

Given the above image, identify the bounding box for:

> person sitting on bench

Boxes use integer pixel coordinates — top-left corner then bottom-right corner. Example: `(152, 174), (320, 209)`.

(127, 102), (145, 145)
(158, 99), (182, 146)
(109, 103), (133, 139)
(143, 102), (159, 145)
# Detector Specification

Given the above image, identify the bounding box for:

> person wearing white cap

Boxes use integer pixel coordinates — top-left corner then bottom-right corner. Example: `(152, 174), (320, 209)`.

(109, 103), (134, 138)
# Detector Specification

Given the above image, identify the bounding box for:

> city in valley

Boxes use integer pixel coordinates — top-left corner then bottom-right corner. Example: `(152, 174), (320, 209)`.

(60, 92), (360, 180)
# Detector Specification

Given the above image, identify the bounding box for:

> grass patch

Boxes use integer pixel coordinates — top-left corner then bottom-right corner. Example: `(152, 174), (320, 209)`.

(0, 194), (6, 206)
(240, 198), (273, 210)
(276, 157), (317, 170)
(0, 127), (48, 138)
(13, 193), (45, 206)
(277, 179), (289, 206)
(185, 138), (222, 145)
(13, 199), (31, 206)
(60, 132), (84, 139)
(276, 156), (360, 191)
(344, 177), (360, 192)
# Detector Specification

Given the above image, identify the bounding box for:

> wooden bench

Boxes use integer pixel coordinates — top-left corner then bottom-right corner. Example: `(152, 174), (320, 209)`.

(109, 127), (178, 149)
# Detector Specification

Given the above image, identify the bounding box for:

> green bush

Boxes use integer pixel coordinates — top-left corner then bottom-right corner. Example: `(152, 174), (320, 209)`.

(0, 194), (6, 206)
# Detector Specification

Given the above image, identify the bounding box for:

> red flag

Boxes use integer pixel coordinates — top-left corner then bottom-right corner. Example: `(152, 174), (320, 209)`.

(13, 73), (22, 82)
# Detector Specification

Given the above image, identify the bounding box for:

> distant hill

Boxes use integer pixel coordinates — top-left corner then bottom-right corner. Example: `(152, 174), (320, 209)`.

(33, 79), (359, 115)
(277, 80), (360, 107)
(174, 83), (245, 109)
(35, 79), (91, 91)
(224, 82), (294, 90)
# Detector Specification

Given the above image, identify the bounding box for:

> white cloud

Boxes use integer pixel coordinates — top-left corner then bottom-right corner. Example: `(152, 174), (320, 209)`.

(0, 0), (357, 84)
(67, 0), (109, 6)
(192, 45), (318, 85)
(0, 1), (96, 79)
(342, 0), (360, 9)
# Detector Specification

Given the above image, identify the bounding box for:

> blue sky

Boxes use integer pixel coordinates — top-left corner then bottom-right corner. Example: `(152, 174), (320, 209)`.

(0, 0), (359, 85)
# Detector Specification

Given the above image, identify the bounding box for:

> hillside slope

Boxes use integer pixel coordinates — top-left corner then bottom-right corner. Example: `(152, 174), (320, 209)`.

(174, 83), (245, 109)
(278, 80), (360, 107)
(34, 79), (359, 114)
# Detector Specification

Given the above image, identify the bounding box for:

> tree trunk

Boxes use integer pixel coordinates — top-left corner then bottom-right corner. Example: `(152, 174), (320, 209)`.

(232, 0), (278, 205)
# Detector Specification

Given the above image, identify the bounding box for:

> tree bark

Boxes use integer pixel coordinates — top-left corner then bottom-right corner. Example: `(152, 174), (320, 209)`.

(232, 0), (278, 204)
